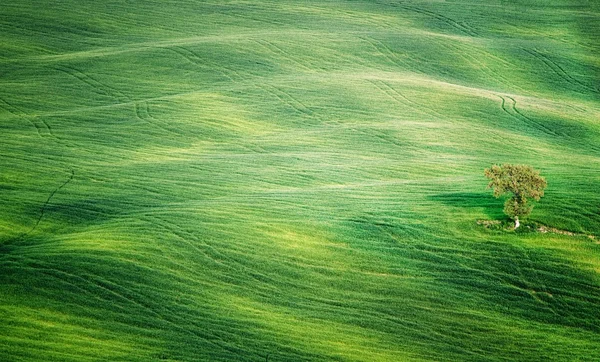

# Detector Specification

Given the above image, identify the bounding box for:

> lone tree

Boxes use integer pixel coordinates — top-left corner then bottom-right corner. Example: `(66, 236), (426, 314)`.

(484, 164), (547, 229)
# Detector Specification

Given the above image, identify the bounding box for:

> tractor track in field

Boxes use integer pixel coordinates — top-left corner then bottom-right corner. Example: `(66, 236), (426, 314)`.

(136, 218), (218, 276)
(498, 95), (560, 138)
(29, 169), (75, 234)
(168, 46), (246, 83)
(55, 65), (130, 103)
(308, 40), (372, 70)
(441, 42), (524, 92)
(359, 36), (424, 75)
(134, 101), (182, 136)
(0, 259), (111, 307)
(0, 95), (70, 145)
(0, 96), (43, 138)
(501, 19), (598, 54)
(497, 95), (600, 153)
(253, 40), (313, 72)
(259, 81), (414, 150)
(89, 8), (179, 35)
(359, 36), (406, 69)
(0, 22), (68, 48)
(373, 221), (562, 317)
(373, 222), (499, 279)
(368, 79), (443, 120)
(359, 36), (455, 78)
(180, 45), (248, 82)
(341, 11), (397, 29)
(144, 215), (285, 289)
(380, 81), (447, 119)
(263, 78), (425, 150)
(46, 66), (134, 144)
(56, 63), (192, 136)
(2, 169), (76, 244)
(495, 93), (600, 153)
(393, 3), (479, 37)
(256, 83), (318, 122)
(142, 215), (228, 269)
(524, 49), (599, 95)
(14, 255), (233, 352)
(219, 10), (288, 28)
(363, 80), (526, 152)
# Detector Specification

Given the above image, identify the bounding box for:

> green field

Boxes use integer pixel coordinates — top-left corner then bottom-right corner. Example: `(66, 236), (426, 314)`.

(1, 0), (600, 360)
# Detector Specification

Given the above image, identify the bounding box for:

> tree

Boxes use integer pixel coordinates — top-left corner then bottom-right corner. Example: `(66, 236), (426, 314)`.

(484, 164), (547, 229)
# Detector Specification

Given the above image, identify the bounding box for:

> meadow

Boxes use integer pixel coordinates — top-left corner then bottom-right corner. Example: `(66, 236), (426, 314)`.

(1, 0), (600, 360)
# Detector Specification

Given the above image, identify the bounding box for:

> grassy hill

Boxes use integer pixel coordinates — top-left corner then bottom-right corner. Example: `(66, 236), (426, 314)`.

(1, 0), (599, 360)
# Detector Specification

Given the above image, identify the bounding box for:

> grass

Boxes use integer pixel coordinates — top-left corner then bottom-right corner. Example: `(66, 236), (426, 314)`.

(1, 0), (600, 360)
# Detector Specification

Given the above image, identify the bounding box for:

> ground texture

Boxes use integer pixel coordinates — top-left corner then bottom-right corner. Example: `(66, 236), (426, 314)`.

(1, 1), (600, 361)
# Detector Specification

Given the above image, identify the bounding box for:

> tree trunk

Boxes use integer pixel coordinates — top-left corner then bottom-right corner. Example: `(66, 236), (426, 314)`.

(514, 216), (520, 229)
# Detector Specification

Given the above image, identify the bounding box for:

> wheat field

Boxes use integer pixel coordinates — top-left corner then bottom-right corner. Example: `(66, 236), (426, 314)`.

(1, 1), (599, 361)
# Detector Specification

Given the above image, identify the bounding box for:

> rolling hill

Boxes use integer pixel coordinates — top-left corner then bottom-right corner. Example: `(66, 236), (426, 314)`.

(1, 0), (599, 360)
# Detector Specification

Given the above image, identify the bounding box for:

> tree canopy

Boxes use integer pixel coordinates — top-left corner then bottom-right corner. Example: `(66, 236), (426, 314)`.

(484, 164), (547, 228)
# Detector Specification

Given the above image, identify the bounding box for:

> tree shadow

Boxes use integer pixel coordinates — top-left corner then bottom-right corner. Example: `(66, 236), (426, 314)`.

(428, 192), (505, 219)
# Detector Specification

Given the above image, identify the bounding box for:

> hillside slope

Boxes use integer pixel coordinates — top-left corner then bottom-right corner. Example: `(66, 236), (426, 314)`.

(1, 1), (599, 360)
